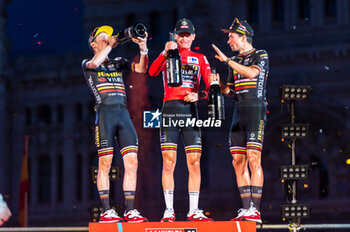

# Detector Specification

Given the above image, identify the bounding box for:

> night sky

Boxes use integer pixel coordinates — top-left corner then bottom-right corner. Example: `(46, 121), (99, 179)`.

(7, 0), (84, 56)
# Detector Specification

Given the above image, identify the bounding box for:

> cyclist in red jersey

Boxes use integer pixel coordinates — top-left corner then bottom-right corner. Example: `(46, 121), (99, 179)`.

(149, 18), (212, 222)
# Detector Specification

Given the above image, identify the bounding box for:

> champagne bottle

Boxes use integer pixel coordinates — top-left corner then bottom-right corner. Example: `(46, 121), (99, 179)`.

(116, 23), (147, 44)
(208, 68), (225, 120)
(166, 32), (182, 87)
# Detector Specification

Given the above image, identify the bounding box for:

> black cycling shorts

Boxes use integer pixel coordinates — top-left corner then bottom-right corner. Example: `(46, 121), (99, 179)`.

(95, 104), (138, 157)
(160, 100), (202, 154)
(229, 100), (266, 155)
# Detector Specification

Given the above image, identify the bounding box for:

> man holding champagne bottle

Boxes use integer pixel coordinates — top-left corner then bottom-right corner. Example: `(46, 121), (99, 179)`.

(82, 25), (148, 223)
(149, 18), (212, 222)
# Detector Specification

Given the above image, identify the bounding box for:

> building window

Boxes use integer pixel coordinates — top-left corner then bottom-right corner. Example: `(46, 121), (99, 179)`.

(38, 154), (51, 203)
(272, 0), (284, 22)
(298, 0), (311, 20)
(57, 104), (63, 123)
(38, 104), (52, 124)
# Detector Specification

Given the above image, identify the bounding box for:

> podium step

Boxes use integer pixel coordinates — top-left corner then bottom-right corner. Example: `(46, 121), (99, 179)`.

(89, 221), (256, 232)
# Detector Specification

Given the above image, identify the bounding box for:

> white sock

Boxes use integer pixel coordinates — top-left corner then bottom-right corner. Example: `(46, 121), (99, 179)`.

(189, 191), (199, 214)
(164, 189), (174, 210)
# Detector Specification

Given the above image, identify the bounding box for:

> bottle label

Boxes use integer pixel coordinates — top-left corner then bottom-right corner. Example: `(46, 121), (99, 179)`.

(208, 104), (215, 118)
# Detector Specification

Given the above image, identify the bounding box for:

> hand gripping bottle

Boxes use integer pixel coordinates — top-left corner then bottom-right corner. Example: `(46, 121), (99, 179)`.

(166, 32), (182, 87)
(208, 68), (225, 120)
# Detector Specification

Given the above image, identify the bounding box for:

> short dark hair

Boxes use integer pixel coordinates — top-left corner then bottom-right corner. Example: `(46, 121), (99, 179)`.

(237, 33), (253, 45)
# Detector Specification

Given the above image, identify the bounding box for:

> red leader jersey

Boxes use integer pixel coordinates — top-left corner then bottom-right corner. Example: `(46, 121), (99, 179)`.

(149, 47), (211, 101)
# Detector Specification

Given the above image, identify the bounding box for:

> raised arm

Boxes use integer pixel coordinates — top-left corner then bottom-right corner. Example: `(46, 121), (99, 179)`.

(132, 32), (149, 74)
(87, 36), (117, 69)
(149, 41), (177, 77)
(212, 44), (260, 80)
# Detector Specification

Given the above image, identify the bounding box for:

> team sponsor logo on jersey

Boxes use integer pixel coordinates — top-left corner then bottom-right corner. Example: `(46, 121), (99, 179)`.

(258, 120), (264, 141)
(181, 64), (199, 83)
(100, 140), (108, 147)
(182, 82), (194, 88)
(236, 89), (249, 94)
(257, 61), (266, 98)
(260, 54), (268, 59)
(107, 77), (123, 83)
(160, 135), (167, 143)
(244, 59), (251, 65)
(97, 71), (122, 78)
(98, 77), (107, 82)
(182, 64), (199, 71)
(95, 126), (100, 147)
(88, 77), (102, 103)
(187, 56), (199, 64)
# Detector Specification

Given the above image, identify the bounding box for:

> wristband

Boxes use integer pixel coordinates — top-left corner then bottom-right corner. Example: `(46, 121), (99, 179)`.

(225, 57), (230, 63)
(140, 49), (148, 55)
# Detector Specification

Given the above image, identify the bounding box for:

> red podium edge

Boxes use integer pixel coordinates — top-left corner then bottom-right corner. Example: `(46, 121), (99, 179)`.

(89, 221), (256, 232)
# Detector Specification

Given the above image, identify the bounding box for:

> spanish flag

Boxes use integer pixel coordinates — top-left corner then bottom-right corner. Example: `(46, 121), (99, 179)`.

(18, 135), (29, 227)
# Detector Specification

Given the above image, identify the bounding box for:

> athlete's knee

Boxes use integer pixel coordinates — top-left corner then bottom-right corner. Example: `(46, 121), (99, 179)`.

(247, 150), (262, 171)
(232, 155), (247, 169)
(99, 157), (112, 172)
(123, 153), (138, 172)
(162, 151), (176, 173)
(187, 153), (201, 170)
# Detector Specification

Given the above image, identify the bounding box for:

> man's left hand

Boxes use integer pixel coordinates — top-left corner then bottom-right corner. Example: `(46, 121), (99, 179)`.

(212, 44), (228, 63)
